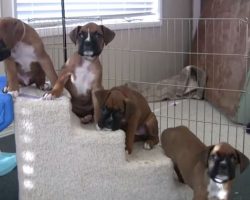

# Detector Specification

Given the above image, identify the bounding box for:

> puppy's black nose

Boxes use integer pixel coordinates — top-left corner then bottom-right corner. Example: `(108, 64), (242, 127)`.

(220, 162), (227, 170)
(84, 40), (92, 48)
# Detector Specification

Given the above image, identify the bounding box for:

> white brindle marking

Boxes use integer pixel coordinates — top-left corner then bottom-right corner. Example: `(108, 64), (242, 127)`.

(11, 42), (38, 72)
(207, 179), (228, 200)
(71, 60), (95, 95)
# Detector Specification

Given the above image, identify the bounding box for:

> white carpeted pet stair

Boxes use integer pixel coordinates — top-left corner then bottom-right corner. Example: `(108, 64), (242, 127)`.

(14, 87), (192, 200)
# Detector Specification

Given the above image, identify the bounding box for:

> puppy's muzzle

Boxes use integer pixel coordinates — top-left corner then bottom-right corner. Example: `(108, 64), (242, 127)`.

(209, 158), (235, 183)
(78, 36), (102, 57)
(0, 40), (11, 61)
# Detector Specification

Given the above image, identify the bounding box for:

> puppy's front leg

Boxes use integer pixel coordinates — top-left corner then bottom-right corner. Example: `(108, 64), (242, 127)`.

(37, 51), (58, 87)
(125, 117), (139, 154)
(4, 58), (19, 97)
(92, 87), (103, 124)
(43, 70), (71, 100)
(144, 112), (159, 150)
(193, 192), (207, 200)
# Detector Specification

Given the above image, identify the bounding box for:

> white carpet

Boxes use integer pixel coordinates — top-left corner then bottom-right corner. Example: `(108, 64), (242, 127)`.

(14, 87), (192, 200)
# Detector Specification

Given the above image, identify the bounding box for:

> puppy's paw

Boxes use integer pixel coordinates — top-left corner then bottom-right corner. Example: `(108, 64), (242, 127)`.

(96, 124), (101, 130)
(80, 115), (93, 124)
(40, 82), (52, 91)
(144, 142), (153, 150)
(2, 86), (8, 93)
(42, 93), (55, 100)
(8, 90), (19, 98)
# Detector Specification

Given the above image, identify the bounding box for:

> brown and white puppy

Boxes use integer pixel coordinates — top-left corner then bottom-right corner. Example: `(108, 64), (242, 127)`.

(0, 17), (58, 96)
(43, 23), (115, 124)
(161, 126), (249, 200)
(95, 85), (159, 154)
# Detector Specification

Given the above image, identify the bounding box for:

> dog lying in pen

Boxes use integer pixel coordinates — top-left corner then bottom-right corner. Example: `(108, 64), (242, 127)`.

(44, 23), (115, 124)
(0, 17), (58, 97)
(94, 85), (159, 154)
(161, 126), (249, 200)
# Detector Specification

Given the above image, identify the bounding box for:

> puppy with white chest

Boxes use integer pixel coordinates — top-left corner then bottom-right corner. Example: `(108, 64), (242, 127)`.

(161, 126), (249, 200)
(95, 85), (159, 154)
(44, 23), (115, 124)
(0, 17), (58, 96)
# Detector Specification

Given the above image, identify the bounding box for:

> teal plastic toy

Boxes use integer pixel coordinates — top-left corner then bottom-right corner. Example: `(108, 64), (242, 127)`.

(0, 152), (16, 176)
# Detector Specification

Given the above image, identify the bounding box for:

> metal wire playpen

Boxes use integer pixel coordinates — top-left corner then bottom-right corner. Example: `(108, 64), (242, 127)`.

(2, 17), (250, 157)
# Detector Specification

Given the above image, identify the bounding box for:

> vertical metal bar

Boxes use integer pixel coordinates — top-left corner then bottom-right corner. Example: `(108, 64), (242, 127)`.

(61, 0), (67, 63)
(196, 18), (199, 136)
(173, 18), (176, 127)
(243, 17), (248, 153)
(211, 20), (215, 145)
(128, 23), (131, 83)
(188, 19), (191, 129)
(139, 22), (142, 83)
(203, 19), (207, 143)
(219, 20), (223, 143)
(121, 25), (124, 85)
(152, 22), (156, 114)
(158, 19), (162, 132)
(114, 24), (117, 87)
(166, 19), (169, 128)
(181, 19), (184, 126)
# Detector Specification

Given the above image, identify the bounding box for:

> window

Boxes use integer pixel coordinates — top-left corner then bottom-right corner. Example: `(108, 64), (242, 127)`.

(15, 0), (161, 29)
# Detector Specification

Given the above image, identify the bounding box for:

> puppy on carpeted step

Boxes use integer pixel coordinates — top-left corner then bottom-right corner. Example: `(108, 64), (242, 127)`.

(0, 17), (58, 97)
(161, 126), (249, 200)
(44, 23), (115, 125)
(95, 85), (159, 154)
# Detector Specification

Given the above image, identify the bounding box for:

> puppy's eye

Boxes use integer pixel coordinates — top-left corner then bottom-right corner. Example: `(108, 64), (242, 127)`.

(210, 154), (218, 160)
(79, 32), (87, 39)
(102, 107), (108, 112)
(113, 110), (123, 118)
(94, 32), (103, 38)
(230, 155), (237, 162)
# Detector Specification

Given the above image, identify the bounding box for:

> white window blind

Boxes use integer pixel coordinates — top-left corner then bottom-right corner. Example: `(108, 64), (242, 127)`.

(16, 0), (159, 23)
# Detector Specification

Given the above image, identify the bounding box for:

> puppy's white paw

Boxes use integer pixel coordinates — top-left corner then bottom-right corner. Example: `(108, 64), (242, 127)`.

(2, 86), (8, 93)
(8, 90), (19, 98)
(40, 82), (52, 91)
(143, 142), (152, 150)
(80, 115), (93, 124)
(96, 124), (101, 130)
(42, 93), (55, 100)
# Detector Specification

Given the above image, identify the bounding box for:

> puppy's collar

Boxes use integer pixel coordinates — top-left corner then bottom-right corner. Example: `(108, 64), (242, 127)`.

(20, 21), (26, 42)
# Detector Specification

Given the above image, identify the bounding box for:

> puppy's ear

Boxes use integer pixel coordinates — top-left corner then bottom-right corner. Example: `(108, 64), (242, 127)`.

(11, 20), (24, 41)
(200, 145), (215, 167)
(235, 150), (249, 173)
(123, 98), (136, 119)
(94, 89), (109, 107)
(69, 26), (81, 45)
(100, 25), (115, 45)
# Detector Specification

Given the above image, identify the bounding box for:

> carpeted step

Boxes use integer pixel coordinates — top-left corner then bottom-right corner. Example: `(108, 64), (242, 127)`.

(14, 89), (192, 200)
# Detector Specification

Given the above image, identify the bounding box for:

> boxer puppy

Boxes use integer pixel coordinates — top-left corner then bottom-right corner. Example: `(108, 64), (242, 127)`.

(0, 17), (58, 97)
(95, 85), (159, 154)
(43, 23), (115, 124)
(161, 126), (249, 200)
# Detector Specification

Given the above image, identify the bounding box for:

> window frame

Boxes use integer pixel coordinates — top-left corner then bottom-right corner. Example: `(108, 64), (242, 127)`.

(2, 0), (162, 37)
